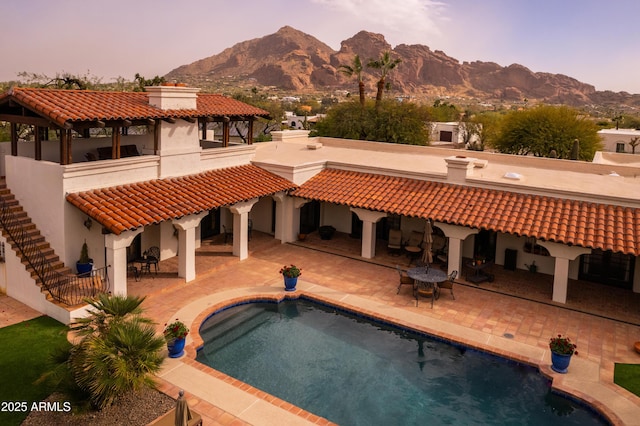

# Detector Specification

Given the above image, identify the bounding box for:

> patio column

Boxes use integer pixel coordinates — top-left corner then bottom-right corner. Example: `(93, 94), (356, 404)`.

(229, 198), (259, 260)
(272, 192), (294, 243)
(435, 222), (479, 277)
(173, 211), (208, 282)
(350, 208), (386, 259)
(538, 242), (591, 304)
(277, 197), (310, 244)
(104, 229), (143, 296)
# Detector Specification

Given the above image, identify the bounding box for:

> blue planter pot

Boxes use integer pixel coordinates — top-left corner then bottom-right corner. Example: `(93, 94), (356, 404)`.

(76, 262), (93, 275)
(284, 276), (298, 292)
(167, 337), (186, 358)
(551, 351), (572, 374)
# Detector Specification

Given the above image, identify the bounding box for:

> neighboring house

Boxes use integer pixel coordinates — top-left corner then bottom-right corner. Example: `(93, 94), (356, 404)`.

(597, 128), (640, 153)
(282, 111), (323, 130)
(0, 85), (638, 324)
(430, 122), (480, 146)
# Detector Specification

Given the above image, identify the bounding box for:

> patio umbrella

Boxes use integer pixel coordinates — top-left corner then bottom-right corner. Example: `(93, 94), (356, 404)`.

(175, 390), (192, 426)
(421, 220), (434, 265)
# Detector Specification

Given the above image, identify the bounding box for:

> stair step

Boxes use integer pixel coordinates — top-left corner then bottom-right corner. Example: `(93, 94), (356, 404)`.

(0, 183), (83, 307)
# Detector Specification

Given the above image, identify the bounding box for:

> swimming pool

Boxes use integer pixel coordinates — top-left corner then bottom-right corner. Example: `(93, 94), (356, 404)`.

(196, 297), (608, 426)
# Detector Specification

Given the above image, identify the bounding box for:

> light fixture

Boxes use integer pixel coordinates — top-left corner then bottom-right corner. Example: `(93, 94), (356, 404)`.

(83, 217), (93, 230)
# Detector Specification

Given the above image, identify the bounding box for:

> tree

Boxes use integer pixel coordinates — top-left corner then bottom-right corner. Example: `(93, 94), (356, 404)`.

(339, 55), (365, 107)
(314, 99), (430, 145)
(629, 137), (639, 154)
(133, 73), (165, 92)
(367, 51), (402, 107)
(231, 92), (284, 141)
(17, 71), (102, 90)
(428, 99), (461, 122)
(493, 105), (601, 160)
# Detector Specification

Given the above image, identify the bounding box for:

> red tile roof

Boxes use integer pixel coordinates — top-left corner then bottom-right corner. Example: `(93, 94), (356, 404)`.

(0, 87), (269, 127)
(66, 165), (297, 235)
(292, 168), (640, 255)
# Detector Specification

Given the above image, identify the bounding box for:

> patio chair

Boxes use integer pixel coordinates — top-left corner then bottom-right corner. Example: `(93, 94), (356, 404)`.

(388, 229), (402, 255)
(438, 270), (457, 299)
(404, 230), (424, 264)
(141, 246), (160, 275)
(223, 225), (233, 244)
(406, 230), (424, 248)
(415, 281), (436, 308)
(396, 265), (414, 294)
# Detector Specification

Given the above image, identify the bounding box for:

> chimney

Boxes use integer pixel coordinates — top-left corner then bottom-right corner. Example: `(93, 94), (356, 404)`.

(445, 155), (484, 183)
(146, 84), (199, 110)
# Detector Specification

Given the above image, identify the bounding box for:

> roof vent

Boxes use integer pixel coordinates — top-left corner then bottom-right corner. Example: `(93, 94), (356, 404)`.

(503, 172), (522, 180)
(307, 142), (323, 150)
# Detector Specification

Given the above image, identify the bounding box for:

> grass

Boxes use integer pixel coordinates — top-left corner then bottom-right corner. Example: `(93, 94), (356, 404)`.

(614, 363), (640, 397)
(0, 316), (70, 426)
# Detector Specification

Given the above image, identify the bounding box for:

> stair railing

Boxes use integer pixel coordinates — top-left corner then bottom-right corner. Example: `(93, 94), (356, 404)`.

(0, 193), (109, 306)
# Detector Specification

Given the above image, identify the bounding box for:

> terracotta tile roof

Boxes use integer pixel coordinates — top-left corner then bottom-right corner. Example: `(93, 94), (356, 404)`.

(292, 168), (640, 255)
(0, 87), (268, 127)
(66, 165), (296, 235)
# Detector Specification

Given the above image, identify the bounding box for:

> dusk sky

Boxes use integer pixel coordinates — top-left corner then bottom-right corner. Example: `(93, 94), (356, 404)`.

(3, 0), (639, 93)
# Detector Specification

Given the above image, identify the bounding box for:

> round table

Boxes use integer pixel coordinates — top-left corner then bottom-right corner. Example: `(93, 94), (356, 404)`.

(406, 267), (447, 284)
(407, 267), (448, 300)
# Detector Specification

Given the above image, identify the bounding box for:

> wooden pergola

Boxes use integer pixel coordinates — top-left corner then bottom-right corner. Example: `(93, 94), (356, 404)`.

(0, 88), (268, 165)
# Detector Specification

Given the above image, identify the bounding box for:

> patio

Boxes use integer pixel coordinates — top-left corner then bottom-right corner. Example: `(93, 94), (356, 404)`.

(125, 229), (640, 425)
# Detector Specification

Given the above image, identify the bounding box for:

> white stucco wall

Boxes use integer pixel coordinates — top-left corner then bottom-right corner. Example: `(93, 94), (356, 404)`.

(252, 197), (275, 235)
(322, 203), (351, 233)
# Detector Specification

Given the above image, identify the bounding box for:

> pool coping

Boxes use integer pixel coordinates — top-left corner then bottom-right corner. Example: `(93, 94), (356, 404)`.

(157, 279), (635, 426)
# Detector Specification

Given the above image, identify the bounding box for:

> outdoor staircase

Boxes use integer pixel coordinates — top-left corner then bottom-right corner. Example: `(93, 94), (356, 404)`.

(0, 178), (108, 309)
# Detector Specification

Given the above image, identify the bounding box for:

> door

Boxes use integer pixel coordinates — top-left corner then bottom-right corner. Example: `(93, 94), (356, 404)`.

(299, 200), (320, 234)
(579, 250), (634, 289)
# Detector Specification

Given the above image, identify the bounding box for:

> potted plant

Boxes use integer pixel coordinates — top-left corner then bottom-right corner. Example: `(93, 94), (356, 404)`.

(280, 264), (302, 292)
(319, 225), (336, 240)
(76, 241), (93, 275)
(549, 334), (578, 373)
(525, 260), (538, 273)
(164, 319), (189, 358)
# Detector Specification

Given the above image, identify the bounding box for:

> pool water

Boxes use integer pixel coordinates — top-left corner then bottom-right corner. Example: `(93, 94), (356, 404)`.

(196, 299), (608, 426)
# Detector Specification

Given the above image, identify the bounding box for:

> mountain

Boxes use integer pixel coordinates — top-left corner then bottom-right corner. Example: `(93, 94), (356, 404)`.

(165, 26), (639, 107)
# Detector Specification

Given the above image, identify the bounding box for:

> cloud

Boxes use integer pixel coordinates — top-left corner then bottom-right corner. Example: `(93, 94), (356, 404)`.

(311, 0), (448, 44)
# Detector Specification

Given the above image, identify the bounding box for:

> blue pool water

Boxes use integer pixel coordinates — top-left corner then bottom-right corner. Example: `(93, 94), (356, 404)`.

(196, 298), (608, 426)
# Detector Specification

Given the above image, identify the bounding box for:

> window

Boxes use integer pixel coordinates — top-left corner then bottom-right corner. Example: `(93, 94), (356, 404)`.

(616, 143), (625, 153)
(439, 130), (453, 142)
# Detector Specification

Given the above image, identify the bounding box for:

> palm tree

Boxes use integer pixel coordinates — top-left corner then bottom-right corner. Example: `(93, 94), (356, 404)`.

(367, 51), (402, 107)
(339, 55), (365, 106)
(67, 294), (164, 409)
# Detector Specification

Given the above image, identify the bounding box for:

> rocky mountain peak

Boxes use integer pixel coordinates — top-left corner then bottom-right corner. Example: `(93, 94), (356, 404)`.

(165, 26), (639, 107)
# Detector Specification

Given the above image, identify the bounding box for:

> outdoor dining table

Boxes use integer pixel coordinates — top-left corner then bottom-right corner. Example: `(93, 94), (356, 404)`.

(407, 266), (448, 299)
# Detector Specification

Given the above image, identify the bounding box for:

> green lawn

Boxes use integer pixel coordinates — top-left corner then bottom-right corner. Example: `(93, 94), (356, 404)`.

(0, 316), (70, 426)
(614, 363), (640, 397)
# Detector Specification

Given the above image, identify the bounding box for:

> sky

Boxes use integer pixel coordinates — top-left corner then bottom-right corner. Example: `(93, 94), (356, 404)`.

(2, 0), (640, 93)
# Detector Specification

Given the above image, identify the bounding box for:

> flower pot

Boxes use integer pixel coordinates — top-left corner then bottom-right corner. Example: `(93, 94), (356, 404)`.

(284, 276), (298, 292)
(550, 351), (572, 374)
(167, 337), (186, 358)
(76, 261), (93, 275)
(319, 226), (335, 240)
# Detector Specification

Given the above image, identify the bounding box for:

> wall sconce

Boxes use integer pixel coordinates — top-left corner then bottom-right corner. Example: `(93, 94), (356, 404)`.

(83, 217), (93, 230)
